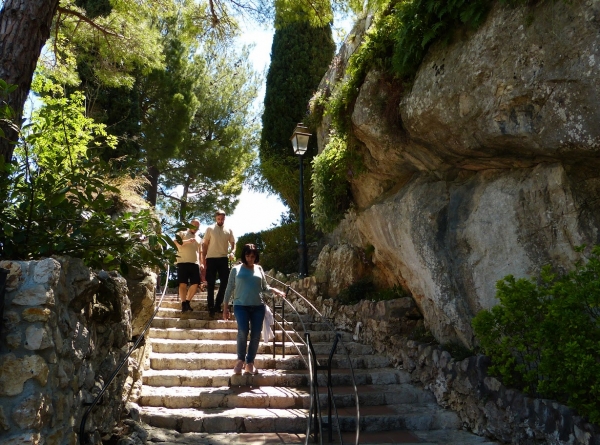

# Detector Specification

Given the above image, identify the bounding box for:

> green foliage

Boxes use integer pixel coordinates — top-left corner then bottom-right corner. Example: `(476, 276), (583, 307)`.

(47, 0), (166, 88)
(0, 81), (175, 273)
(409, 325), (436, 343)
(337, 278), (407, 305)
(158, 43), (260, 223)
(259, 17), (335, 217)
(472, 247), (600, 423)
(442, 341), (475, 361)
(322, 0), (492, 136)
(235, 217), (319, 274)
(337, 278), (376, 305)
(311, 133), (361, 232)
(377, 284), (408, 301)
(390, 0), (490, 77)
(26, 76), (118, 168)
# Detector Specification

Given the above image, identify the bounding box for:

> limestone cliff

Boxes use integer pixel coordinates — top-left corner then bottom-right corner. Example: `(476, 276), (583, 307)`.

(315, 0), (600, 347)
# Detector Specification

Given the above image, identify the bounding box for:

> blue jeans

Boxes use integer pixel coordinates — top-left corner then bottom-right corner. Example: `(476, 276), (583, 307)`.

(233, 305), (265, 363)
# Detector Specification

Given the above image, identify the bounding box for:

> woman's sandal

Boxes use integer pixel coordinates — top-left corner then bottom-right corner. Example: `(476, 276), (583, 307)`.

(244, 363), (259, 375)
(233, 360), (244, 375)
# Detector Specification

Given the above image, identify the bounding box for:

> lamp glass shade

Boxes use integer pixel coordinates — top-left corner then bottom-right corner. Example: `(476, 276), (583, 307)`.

(290, 123), (311, 156)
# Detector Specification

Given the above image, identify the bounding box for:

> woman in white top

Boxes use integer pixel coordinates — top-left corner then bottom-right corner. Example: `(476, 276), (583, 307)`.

(223, 243), (285, 375)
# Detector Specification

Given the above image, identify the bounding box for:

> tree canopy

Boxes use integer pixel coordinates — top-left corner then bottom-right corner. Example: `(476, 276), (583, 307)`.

(258, 14), (335, 217)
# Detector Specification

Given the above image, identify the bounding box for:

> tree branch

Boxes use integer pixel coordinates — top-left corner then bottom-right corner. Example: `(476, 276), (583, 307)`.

(56, 6), (124, 38)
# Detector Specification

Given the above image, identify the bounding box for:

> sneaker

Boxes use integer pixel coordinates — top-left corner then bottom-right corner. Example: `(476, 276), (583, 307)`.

(186, 300), (193, 311)
(244, 363), (259, 375)
(233, 360), (244, 375)
(181, 301), (188, 312)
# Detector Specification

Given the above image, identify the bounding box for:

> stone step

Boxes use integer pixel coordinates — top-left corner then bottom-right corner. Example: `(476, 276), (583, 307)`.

(139, 403), (460, 434)
(150, 339), (302, 355)
(139, 384), (435, 410)
(140, 424), (498, 444)
(151, 316), (331, 332)
(152, 317), (239, 329)
(149, 327), (352, 343)
(149, 339), (374, 356)
(149, 352), (392, 371)
(142, 367), (411, 388)
(329, 404), (461, 432)
(156, 306), (312, 320)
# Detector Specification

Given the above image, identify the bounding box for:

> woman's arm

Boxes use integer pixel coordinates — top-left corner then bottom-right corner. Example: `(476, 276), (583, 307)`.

(260, 266), (286, 298)
(223, 266), (238, 320)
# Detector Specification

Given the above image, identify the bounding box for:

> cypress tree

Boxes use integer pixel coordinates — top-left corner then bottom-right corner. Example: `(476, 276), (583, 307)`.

(259, 16), (335, 218)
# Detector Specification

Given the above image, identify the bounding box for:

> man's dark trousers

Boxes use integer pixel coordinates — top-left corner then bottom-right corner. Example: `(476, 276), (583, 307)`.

(206, 257), (230, 314)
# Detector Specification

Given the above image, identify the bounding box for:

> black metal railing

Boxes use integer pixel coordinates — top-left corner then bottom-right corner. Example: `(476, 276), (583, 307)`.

(266, 274), (360, 445)
(78, 266), (169, 445)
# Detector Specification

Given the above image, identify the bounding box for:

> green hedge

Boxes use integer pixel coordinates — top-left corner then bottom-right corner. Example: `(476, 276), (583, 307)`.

(236, 222), (306, 274)
(472, 246), (600, 424)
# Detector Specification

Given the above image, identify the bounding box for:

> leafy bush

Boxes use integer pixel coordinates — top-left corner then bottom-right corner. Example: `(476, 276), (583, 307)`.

(337, 278), (408, 305)
(235, 220), (319, 275)
(322, 0), (504, 136)
(311, 133), (361, 232)
(472, 247), (600, 423)
(0, 80), (175, 273)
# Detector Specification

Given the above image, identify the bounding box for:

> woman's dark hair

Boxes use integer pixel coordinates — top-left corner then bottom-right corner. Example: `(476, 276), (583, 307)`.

(241, 243), (260, 265)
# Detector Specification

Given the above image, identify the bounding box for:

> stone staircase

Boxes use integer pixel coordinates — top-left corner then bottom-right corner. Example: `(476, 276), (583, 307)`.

(136, 292), (499, 444)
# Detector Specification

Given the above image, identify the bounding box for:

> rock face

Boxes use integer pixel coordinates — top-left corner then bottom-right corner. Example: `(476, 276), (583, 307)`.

(0, 258), (156, 445)
(315, 0), (600, 347)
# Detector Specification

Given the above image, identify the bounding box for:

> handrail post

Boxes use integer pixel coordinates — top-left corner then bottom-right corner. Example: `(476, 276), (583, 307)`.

(327, 333), (340, 443)
(267, 274), (358, 445)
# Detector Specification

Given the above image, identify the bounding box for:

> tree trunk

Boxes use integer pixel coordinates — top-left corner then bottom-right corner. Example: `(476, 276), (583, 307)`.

(147, 163), (159, 207)
(0, 0), (60, 163)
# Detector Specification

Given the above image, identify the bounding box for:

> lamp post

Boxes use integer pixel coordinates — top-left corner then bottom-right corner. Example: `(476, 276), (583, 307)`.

(290, 123), (311, 277)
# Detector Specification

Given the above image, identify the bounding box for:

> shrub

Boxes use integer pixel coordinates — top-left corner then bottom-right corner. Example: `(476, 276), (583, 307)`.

(236, 220), (320, 275)
(472, 247), (600, 423)
(311, 133), (361, 232)
(337, 279), (408, 305)
(0, 80), (175, 273)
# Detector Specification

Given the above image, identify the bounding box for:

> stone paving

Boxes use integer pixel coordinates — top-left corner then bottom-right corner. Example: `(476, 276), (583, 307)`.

(135, 293), (499, 444)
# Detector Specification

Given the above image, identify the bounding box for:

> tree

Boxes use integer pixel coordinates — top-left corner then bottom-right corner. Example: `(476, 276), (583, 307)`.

(0, 0), (350, 164)
(158, 42), (260, 223)
(0, 0), (61, 163)
(258, 11), (335, 217)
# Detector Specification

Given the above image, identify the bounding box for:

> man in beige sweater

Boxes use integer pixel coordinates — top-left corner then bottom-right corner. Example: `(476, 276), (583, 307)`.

(202, 209), (235, 317)
(175, 219), (203, 312)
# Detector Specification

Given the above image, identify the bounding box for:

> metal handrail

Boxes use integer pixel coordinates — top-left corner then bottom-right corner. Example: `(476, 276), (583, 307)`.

(266, 274), (360, 445)
(78, 265), (170, 445)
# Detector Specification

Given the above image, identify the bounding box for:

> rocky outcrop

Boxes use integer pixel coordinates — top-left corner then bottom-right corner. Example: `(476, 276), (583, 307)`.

(0, 258), (156, 445)
(314, 0), (600, 347)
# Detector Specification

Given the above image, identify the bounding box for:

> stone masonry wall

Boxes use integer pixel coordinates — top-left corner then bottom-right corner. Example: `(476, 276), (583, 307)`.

(0, 257), (155, 445)
(276, 275), (600, 445)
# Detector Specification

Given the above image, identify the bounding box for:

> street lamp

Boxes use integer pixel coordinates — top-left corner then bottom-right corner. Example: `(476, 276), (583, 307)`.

(290, 123), (311, 277)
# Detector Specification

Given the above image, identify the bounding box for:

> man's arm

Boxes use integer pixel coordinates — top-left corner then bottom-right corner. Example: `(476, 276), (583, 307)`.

(229, 231), (235, 253)
(202, 230), (210, 269)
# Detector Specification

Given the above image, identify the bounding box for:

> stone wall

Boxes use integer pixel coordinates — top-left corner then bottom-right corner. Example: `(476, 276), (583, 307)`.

(279, 276), (600, 445)
(0, 257), (155, 445)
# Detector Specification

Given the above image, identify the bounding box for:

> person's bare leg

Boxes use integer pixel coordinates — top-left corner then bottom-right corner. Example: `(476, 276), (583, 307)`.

(179, 283), (187, 303)
(186, 284), (198, 301)
(179, 283), (188, 311)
